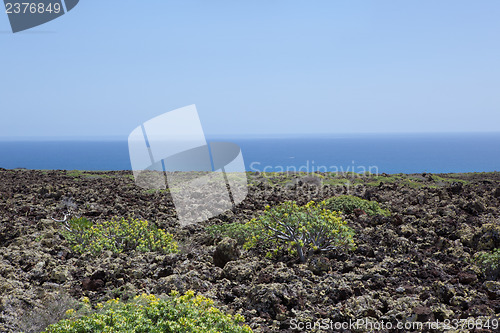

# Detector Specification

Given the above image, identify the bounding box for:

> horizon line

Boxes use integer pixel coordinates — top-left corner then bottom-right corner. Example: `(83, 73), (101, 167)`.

(0, 130), (500, 141)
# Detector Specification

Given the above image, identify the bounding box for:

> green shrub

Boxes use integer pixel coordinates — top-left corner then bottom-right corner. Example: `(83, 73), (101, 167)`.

(67, 216), (92, 230)
(206, 201), (356, 262)
(476, 248), (500, 274)
(324, 195), (390, 216)
(206, 221), (255, 245)
(245, 201), (355, 262)
(43, 291), (252, 333)
(62, 217), (178, 255)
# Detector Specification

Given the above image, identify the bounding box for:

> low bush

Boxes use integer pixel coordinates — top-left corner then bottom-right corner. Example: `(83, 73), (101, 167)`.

(477, 249), (500, 268)
(208, 201), (355, 262)
(475, 248), (500, 279)
(206, 221), (255, 245)
(62, 217), (178, 255)
(324, 195), (390, 216)
(43, 291), (252, 333)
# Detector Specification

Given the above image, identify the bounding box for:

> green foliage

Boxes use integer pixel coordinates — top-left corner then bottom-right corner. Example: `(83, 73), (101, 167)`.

(66, 170), (114, 179)
(43, 291), (252, 333)
(245, 201), (355, 262)
(476, 248), (500, 271)
(206, 222), (256, 245)
(62, 217), (178, 255)
(66, 170), (84, 178)
(68, 217), (92, 230)
(144, 188), (170, 194)
(431, 174), (468, 185)
(324, 195), (390, 216)
(205, 201), (355, 262)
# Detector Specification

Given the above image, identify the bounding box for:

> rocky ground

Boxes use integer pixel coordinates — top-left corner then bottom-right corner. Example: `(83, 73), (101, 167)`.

(0, 169), (499, 332)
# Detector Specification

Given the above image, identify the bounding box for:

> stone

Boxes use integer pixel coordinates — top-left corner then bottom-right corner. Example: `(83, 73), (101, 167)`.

(50, 266), (71, 283)
(396, 287), (405, 294)
(213, 237), (240, 268)
(223, 259), (260, 282)
(458, 272), (477, 285)
(39, 219), (58, 229)
(412, 305), (432, 322)
(307, 256), (331, 275)
(431, 304), (454, 321)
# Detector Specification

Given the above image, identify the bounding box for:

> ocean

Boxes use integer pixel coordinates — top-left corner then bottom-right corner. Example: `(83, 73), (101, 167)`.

(0, 133), (499, 174)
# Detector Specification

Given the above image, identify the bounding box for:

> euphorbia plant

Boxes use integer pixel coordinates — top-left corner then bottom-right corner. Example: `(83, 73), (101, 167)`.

(244, 201), (355, 262)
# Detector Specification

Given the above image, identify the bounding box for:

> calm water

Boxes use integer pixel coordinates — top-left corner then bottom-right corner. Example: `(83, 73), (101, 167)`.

(0, 133), (499, 174)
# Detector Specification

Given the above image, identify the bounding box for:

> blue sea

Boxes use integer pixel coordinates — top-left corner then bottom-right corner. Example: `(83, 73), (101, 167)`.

(0, 133), (499, 174)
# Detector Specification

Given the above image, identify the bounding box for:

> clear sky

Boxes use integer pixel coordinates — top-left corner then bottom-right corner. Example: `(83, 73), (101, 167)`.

(1, 0), (499, 139)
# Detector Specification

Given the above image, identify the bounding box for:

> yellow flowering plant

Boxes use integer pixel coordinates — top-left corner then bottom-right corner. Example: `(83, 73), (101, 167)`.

(208, 201), (355, 262)
(62, 217), (178, 256)
(44, 291), (252, 333)
(244, 201), (355, 262)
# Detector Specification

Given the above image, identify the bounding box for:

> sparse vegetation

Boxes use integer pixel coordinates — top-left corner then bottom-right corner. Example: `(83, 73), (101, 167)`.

(2, 169), (500, 333)
(66, 170), (114, 179)
(65, 170), (84, 178)
(144, 188), (170, 194)
(43, 291), (252, 333)
(475, 248), (500, 278)
(324, 195), (390, 216)
(207, 221), (254, 245)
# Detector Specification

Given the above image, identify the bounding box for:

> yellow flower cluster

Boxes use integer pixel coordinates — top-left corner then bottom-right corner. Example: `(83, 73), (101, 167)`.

(65, 309), (75, 316)
(64, 217), (179, 256)
(48, 291), (252, 333)
(243, 200), (356, 261)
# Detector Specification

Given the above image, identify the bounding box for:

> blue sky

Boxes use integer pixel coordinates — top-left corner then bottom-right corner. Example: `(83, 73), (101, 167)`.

(0, 0), (499, 139)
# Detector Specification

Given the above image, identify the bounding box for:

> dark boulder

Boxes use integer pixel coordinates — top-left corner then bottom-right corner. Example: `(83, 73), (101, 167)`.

(213, 237), (240, 268)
